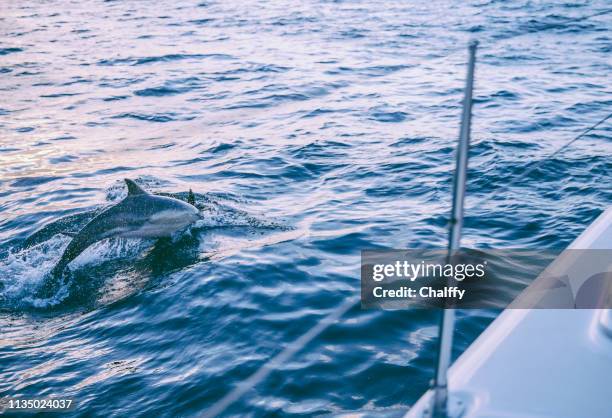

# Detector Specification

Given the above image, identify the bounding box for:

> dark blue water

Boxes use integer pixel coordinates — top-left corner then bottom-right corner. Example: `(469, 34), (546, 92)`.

(1, 1), (611, 416)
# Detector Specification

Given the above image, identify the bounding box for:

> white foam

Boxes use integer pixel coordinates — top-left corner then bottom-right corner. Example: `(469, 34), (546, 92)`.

(0, 235), (70, 308)
(0, 235), (150, 310)
(70, 238), (147, 269)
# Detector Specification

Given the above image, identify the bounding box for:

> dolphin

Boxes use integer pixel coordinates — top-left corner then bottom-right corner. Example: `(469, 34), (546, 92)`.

(45, 179), (199, 285)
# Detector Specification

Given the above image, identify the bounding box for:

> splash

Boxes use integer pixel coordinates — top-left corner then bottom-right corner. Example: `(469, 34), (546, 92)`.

(0, 179), (291, 312)
(0, 235), (71, 310)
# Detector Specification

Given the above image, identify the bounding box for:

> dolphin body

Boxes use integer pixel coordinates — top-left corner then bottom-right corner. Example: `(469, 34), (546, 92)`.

(47, 179), (199, 281)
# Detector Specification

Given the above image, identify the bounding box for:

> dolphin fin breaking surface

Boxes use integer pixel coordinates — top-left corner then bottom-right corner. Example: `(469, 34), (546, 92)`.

(125, 178), (148, 196)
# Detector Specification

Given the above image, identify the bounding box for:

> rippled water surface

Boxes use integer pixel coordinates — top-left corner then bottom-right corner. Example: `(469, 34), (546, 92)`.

(1, 1), (611, 416)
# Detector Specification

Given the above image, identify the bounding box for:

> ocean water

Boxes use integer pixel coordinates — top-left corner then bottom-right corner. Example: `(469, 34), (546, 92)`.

(1, 0), (611, 416)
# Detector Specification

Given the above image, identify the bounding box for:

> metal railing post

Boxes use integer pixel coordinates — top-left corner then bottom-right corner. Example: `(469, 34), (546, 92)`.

(430, 40), (478, 418)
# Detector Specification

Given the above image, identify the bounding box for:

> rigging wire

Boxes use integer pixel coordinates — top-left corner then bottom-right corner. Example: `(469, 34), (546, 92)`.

(493, 8), (612, 40)
(469, 111), (612, 209)
(204, 297), (358, 417)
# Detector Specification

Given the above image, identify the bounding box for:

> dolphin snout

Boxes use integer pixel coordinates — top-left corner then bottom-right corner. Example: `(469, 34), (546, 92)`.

(188, 207), (200, 223)
(182, 202), (200, 225)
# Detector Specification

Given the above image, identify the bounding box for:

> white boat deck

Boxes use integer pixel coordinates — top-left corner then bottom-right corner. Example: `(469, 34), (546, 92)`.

(405, 207), (612, 418)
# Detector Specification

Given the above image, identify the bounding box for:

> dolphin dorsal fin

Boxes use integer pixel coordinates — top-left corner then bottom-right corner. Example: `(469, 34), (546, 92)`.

(125, 179), (147, 196)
